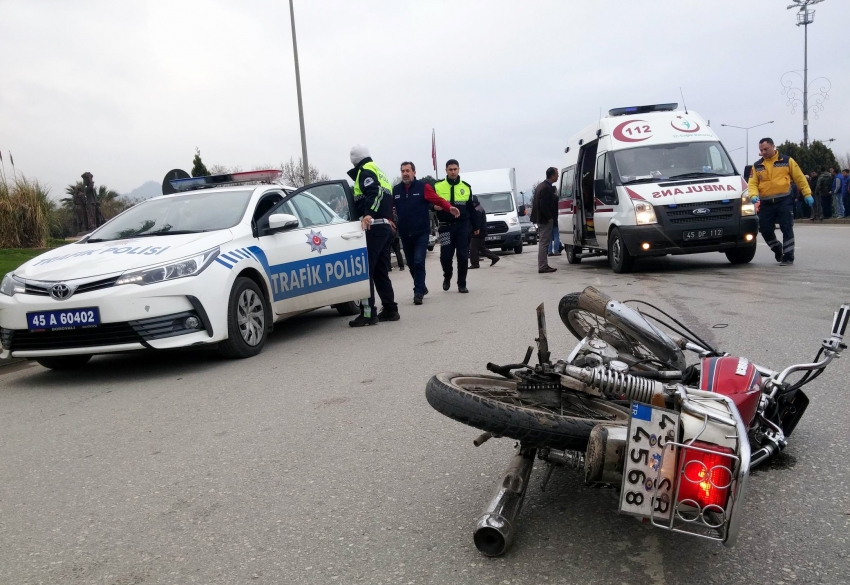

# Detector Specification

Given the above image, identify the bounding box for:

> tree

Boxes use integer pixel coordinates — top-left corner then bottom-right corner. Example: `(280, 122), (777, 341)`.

(279, 157), (329, 188)
(776, 140), (839, 174)
(419, 175), (437, 187)
(835, 151), (850, 171)
(191, 147), (210, 177)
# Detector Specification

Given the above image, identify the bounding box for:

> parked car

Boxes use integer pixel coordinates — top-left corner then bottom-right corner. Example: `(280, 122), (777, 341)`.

(519, 215), (537, 244)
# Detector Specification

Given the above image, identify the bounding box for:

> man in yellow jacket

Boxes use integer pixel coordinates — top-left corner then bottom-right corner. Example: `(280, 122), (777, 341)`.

(748, 137), (813, 266)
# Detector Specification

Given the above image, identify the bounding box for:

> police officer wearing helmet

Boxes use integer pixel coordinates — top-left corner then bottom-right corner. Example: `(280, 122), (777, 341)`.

(434, 159), (480, 293)
(347, 145), (399, 326)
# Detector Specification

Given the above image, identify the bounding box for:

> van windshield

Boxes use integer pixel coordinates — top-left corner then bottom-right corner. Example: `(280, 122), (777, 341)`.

(614, 141), (736, 184)
(476, 192), (514, 213)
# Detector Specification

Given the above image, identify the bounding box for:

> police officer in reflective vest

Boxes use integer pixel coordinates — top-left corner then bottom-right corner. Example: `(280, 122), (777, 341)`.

(347, 145), (399, 326)
(434, 159), (480, 293)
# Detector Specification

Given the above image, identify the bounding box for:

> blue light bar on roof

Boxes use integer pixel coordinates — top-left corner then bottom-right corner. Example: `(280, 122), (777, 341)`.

(608, 103), (678, 117)
(170, 169), (283, 192)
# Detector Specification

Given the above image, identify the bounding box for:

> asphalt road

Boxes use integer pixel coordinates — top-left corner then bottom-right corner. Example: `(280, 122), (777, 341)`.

(2, 225), (849, 585)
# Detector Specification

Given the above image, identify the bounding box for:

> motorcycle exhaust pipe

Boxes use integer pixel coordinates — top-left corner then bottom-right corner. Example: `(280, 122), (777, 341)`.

(473, 446), (536, 557)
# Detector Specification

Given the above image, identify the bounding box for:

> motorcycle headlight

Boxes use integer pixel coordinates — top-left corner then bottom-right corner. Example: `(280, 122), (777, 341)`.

(116, 248), (219, 286)
(0, 273), (25, 297)
(634, 201), (657, 225)
(741, 194), (756, 216)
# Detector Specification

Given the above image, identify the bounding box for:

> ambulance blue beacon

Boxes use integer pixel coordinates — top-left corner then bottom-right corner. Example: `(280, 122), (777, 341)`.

(0, 170), (370, 369)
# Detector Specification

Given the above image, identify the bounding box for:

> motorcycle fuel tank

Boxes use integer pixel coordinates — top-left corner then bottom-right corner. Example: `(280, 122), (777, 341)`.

(700, 356), (762, 427)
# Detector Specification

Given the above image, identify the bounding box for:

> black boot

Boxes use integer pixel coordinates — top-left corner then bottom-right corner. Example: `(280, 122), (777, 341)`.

(349, 314), (378, 327)
(377, 308), (401, 322)
(442, 277), (451, 291)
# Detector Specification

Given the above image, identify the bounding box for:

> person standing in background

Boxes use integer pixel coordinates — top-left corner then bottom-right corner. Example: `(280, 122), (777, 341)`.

(434, 159), (479, 293)
(842, 169), (850, 218)
(831, 168), (845, 219)
(815, 168), (832, 221)
(469, 195), (500, 269)
(532, 167), (559, 273)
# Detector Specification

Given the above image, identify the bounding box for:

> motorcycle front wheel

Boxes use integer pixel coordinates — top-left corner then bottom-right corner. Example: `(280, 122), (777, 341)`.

(426, 373), (629, 450)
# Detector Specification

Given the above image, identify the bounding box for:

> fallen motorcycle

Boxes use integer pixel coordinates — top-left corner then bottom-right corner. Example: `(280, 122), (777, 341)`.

(425, 286), (848, 556)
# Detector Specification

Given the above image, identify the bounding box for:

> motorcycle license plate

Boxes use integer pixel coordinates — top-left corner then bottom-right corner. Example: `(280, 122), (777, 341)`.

(619, 402), (680, 521)
(683, 228), (723, 241)
(27, 307), (101, 331)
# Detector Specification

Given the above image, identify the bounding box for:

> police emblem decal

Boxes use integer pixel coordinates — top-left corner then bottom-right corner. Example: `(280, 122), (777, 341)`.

(306, 230), (328, 254)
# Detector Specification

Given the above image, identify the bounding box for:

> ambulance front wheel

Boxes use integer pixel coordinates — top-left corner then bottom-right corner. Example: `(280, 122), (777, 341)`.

(565, 245), (581, 264)
(218, 277), (268, 359)
(608, 228), (635, 274)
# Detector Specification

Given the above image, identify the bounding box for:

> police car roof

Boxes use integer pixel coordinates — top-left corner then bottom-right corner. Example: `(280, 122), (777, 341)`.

(151, 184), (296, 202)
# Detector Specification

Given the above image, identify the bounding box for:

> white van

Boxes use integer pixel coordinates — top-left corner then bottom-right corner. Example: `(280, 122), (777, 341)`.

(557, 103), (759, 273)
(462, 168), (523, 254)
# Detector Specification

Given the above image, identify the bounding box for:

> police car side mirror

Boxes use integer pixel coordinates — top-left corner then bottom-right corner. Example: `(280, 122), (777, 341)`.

(265, 213), (300, 235)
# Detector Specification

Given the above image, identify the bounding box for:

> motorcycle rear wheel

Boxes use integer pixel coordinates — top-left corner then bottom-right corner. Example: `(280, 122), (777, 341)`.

(426, 373), (629, 450)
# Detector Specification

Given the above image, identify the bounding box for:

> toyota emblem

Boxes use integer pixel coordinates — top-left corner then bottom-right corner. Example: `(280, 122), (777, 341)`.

(49, 283), (72, 300)
(692, 207), (711, 215)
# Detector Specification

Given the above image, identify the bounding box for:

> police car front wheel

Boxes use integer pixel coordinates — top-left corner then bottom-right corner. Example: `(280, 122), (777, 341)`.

(219, 277), (268, 359)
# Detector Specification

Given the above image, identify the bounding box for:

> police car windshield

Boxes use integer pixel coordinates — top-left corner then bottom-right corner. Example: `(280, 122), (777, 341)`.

(476, 192), (514, 213)
(615, 141), (736, 184)
(88, 190), (253, 242)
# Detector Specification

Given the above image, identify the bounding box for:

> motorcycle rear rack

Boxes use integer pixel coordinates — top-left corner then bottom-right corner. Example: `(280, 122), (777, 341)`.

(649, 391), (751, 547)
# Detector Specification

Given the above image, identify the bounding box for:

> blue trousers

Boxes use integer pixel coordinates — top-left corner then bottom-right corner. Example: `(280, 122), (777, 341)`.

(549, 223), (562, 254)
(758, 195), (795, 261)
(400, 232), (429, 297)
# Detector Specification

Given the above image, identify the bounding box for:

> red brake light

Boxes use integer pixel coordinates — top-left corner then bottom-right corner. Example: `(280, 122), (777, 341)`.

(677, 441), (734, 509)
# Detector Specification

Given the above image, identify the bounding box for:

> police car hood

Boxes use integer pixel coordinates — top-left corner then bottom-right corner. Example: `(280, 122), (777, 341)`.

(14, 231), (233, 281)
(623, 176), (748, 205)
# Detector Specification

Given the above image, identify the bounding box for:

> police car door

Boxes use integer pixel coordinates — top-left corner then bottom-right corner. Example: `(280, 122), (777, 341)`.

(255, 181), (369, 316)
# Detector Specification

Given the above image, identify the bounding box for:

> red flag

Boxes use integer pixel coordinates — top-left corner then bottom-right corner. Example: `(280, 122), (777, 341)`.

(431, 129), (436, 172)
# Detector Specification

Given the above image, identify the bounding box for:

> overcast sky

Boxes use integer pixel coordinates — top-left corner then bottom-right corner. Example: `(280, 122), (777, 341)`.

(1, 0), (848, 199)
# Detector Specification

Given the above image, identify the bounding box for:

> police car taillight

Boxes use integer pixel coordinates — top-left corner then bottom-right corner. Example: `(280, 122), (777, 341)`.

(169, 170), (283, 192)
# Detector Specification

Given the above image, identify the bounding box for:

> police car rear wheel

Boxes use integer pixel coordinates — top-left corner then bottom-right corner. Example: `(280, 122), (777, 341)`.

(34, 354), (92, 370)
(335, 300), (360, 316)
(219, 277), (267, 359)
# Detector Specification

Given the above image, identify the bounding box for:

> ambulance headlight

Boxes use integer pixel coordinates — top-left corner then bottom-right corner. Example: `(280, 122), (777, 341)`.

(634, 201), (657, 225)
(741, 194), (756, 216)
(116, 248), (219, 286)
(0, 273), (25, 297)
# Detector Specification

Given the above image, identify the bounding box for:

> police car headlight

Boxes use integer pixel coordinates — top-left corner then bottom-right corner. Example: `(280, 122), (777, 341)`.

(0, 273), (25, 297)
(741, 194), (756, 216)
(116, 248), (219, 286)
(634, 201), (658, 225)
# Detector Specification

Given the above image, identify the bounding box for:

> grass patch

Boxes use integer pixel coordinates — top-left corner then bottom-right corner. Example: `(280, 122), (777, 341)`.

(0, 247), (60, 275)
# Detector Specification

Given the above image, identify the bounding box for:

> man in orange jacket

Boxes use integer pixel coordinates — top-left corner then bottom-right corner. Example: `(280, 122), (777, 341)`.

(747, 137), (812, 266)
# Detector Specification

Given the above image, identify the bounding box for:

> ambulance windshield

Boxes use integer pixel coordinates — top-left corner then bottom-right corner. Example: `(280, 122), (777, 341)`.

(615, 141), (736, 185)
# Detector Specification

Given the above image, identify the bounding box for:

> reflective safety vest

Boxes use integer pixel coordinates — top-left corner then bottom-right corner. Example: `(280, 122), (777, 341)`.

(434, 178), (472, 204)
(354, 161), (393, 213)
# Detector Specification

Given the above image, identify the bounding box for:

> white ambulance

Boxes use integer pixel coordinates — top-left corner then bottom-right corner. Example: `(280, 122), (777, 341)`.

(556, 103), (759, 273)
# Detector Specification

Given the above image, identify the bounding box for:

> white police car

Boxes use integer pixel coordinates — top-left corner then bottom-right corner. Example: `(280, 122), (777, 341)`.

(0, 170), (370, 369)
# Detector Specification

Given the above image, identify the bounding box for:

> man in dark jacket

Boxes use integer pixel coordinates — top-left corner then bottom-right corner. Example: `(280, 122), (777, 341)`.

(531, 167), (559, 273)
(814, 168), (832, 221)
(469, 195), (500, 269)
(392, 161), (457, 305)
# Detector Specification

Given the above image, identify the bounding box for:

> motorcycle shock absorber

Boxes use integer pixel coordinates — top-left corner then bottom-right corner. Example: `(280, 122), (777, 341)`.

(563, 364), (665, 405)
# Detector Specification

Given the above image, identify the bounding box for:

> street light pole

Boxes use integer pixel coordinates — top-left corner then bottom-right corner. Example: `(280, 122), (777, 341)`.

(288, 0), (310, 186)
(720, 121), (774, 166)
(788, 0), (825, 148)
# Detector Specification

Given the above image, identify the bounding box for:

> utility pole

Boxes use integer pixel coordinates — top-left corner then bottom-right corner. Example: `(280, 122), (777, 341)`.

(788, 0), (825, 149)
(288, 0), (310, 186)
